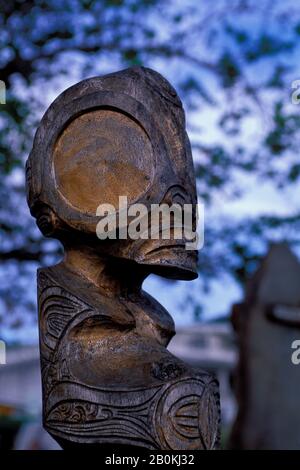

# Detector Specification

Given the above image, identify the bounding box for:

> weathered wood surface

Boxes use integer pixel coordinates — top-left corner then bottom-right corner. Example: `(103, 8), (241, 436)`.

(26, 66), (220, 450)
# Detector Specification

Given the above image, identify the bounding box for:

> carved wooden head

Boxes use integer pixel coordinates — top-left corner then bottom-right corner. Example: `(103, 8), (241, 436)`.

(26, 67), (198, 280)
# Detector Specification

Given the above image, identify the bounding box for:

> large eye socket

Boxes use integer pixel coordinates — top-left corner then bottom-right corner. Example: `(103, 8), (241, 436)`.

(53, 109), (155, 214)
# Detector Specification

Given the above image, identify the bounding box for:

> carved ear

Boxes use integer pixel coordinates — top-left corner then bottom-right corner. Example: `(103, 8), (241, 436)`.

(36, 205), (61, 237)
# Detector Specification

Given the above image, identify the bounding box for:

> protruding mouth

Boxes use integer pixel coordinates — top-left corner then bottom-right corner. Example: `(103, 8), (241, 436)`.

(134, 238), (198, 281)
(146, 259), (198, 281)
(145, 243), (187, 256)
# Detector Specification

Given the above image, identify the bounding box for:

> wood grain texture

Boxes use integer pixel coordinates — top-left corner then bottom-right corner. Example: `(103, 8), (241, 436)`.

(26, 66), (220, 450)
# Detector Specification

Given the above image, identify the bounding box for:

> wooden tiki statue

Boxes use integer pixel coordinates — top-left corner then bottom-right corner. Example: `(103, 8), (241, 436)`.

(25, 67), (220, 450)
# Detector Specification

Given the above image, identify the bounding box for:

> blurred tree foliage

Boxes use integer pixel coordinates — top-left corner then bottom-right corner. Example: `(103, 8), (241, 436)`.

(1, 0), (300, 327)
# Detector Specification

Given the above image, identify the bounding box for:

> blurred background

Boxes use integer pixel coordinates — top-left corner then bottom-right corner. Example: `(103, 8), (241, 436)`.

(1, 0), (300, 450)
